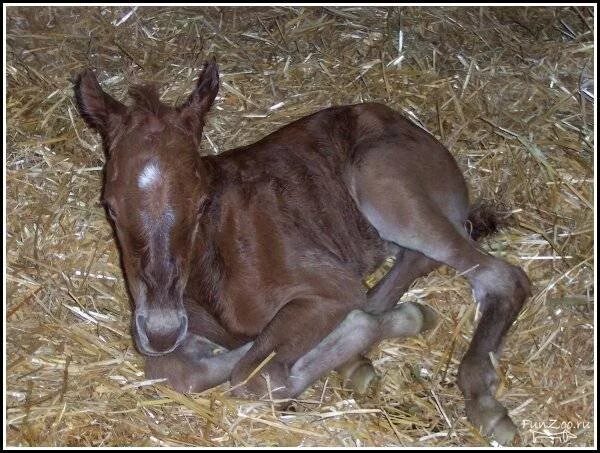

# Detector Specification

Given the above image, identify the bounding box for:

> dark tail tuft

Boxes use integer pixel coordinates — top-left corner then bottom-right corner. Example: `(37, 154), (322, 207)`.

(465, 201), (514, 241)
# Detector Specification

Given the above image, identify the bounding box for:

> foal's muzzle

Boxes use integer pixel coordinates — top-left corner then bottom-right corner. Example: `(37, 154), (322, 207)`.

(135, 308), (188, 356)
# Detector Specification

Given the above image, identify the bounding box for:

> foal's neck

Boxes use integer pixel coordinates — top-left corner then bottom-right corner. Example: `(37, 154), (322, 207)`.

(186, 158), (225, 310)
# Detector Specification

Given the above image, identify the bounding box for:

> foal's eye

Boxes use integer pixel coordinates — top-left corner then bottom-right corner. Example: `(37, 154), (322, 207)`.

(102, 201), (117, 220)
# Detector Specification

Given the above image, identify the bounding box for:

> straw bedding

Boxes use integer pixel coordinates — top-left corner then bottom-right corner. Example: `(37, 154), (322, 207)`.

(5, 5), (595, 447)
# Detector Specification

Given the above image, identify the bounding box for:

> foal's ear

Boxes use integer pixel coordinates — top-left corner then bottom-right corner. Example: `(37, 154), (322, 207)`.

(179, 60), (220, 137)
(74, 69), (126, 140)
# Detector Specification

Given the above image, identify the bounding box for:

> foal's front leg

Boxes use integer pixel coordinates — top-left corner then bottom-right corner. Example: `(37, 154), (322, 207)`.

(229, 295), (355, 398)
(144, 334), (252, 393)
(229, 294), (438, 399)
(286, 302), (438, 397)
(145, 300), (435, 397)
(338, 247), (440, 393)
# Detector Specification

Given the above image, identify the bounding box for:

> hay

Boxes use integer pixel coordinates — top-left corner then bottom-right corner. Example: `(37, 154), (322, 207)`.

(5, 5), (595, 447)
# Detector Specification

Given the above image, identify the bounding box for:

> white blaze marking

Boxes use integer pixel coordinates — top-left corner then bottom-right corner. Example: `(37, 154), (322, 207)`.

(138, 162), (161, 189)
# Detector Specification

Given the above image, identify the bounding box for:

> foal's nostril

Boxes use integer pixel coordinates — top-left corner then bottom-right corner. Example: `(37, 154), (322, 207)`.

(135, 313), (147, 337)
(178, 313), (188, 338)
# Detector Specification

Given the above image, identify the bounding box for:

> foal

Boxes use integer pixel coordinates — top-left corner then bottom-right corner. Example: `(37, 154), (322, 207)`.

(74, 60), (530, 443)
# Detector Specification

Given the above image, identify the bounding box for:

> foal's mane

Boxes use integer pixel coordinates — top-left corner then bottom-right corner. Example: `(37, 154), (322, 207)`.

(128, 84), (169, 115)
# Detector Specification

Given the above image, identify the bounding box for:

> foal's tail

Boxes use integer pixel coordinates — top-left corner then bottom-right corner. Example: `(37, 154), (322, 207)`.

(465, 201), (513, 241)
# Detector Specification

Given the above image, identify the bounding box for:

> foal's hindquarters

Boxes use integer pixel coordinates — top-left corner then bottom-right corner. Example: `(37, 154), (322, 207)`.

(342, 104), (530, 442)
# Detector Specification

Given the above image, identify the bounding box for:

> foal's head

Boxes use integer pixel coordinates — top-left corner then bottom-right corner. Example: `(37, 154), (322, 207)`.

(74, 61), (219, 355)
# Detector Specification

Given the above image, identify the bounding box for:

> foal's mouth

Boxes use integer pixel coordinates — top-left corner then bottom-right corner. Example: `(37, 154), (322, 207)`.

(137, 347), (179, 357)
(134, 333), (186, 357)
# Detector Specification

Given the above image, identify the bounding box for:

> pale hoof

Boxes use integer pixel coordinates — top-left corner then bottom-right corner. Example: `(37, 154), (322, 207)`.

(144, 356), (193, 393)
(382, 302), (440, 338)
(490, 415), (518, 445)
(349, 362), (379, 395)
(416, 303), (439, 332)
(337, 358), (379, 395)
(467, 395), (518, 445)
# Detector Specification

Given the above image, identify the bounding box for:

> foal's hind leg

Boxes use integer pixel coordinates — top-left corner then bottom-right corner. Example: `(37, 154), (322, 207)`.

(338, 248), (440, 393)
(350, 156), (530, 443)
(365, 247), (440, 315)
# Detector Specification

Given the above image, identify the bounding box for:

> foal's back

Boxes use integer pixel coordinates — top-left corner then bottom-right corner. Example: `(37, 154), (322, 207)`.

(205, 100), (468, 269)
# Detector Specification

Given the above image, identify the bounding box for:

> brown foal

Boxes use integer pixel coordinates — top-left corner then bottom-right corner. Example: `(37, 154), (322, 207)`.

(74, 60), (530, 443)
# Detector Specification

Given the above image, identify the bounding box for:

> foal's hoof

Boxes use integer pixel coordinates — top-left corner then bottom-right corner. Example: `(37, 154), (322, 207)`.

(144, 356), (193, 393)
(350, 362), (379, 395)
(338, 357), (379, 395)
(383, 302), (440, 338)
(415, 303), (439, 333)
(467, 395), (518, 445)
(491, 415), (518, 445)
